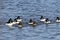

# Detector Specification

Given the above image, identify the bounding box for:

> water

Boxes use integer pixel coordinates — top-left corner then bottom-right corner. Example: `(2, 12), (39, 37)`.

(0, 0), (60, 40)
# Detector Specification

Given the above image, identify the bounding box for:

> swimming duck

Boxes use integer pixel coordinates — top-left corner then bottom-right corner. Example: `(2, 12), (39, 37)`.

(28, 19), (37, 26)
(40, 16), (46, 22)
(32, 21), (37, 26)
(16, 16), (22, 22)
(13, 18), (19, 24)
(28, 19), (33, 25)
(56, 17), (60, 23)
(44, 18), (51, 24)
(6, 18), (13, 26)
(18, 22), (22, 27)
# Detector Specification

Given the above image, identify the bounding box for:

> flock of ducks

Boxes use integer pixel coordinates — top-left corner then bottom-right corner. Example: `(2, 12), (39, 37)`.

(6, 16), (22, 27)
(5, 16), (60, 28)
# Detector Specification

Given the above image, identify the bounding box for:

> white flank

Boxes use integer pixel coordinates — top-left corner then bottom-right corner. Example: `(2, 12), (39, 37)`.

(17, 19), (22, 22)
(5, 23), (13, 26)
(45, 21), (51, 24)
(13, 22), (19, 24)
(40, 19), (46, 22)
(18, 25), (22, 27)
(56, 20), (60, 23)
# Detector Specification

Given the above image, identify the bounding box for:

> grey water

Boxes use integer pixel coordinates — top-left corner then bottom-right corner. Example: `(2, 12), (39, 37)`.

(0, 0), (60, 40)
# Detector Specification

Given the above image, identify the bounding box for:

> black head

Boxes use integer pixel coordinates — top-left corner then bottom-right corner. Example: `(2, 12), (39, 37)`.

(40, 16), (44, 19)
(45, 18), (49, 22)
(14, 18), (17, 22)
(7, 18), (13, 23)
(17, 16), (20, 19)
(56, 17), (60, 20)
(29, 19), (33, 22)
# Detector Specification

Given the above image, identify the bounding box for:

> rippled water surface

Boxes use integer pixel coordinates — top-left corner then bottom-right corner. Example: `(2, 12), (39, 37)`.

(0, 0), (60, 40)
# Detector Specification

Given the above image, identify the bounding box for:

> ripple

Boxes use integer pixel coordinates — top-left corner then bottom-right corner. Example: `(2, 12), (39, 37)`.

(49, 36), (55, 39)
(1, 0), (60, 40)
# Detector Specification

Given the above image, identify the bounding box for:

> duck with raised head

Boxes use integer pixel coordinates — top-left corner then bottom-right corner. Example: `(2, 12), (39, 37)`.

(56, 17), (60, 23)
(40, 16), (46, 22)
(28, 19), (33, 25)
(18, 22), (22, 27)
(6, 18), (14, 26)
(16, 16), (22, 22)
(44, 18), (51, 24)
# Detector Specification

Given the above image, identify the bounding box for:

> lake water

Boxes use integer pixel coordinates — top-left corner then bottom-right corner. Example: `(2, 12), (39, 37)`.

(0, 0), (60, 40)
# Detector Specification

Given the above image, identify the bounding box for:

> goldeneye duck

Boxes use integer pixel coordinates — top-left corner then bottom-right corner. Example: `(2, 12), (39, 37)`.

(16, 16), (22, 22)
(40, 16), (46, 22)
(28, 19), (33, 25)
(44, 18), (51, 24)
(13, 18), (19, 24)
(6, 18), (13, 26)
(56, 17), (60, 23)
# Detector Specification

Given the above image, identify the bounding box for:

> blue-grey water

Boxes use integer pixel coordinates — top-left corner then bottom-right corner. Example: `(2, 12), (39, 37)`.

(0, 0), (60, 40)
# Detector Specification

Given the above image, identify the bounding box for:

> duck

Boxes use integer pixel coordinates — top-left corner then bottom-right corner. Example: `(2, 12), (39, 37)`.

(28, 19), (33, 25)
(32, 21), (37, 26)
(13, 18), (19, 24)
(44, 18), (51, 24)
(28, 19), (37, 26)
(5, 18), (14, 26)
(18, 22), (22, 27)
(56, 17), (60, 23)
(16, 16), (22, 22)
(40, 16), (46, 22)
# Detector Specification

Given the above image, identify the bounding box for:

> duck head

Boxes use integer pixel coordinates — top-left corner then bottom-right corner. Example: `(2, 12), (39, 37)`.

(45, 18), (49, 22)
(56, 17), (60, 20)
(40, 16), (44, 19)
(7, 18), (13, 23)
(17, 16), (20, 19)
(29, 19), (33, 23)
(14, 18), (17, 22)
